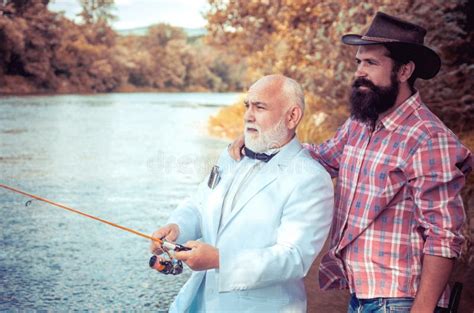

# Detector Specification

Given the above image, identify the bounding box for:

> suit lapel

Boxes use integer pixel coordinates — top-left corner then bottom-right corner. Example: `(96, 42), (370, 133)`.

(217, 161), (279, 236)
(217, 137), (303, 237)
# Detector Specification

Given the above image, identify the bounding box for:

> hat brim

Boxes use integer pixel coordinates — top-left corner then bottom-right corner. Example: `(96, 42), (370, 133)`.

(342, 34), (441, 79)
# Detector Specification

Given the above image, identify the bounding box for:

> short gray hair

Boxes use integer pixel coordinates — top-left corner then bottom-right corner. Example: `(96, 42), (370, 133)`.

(281, 76), (305, 112)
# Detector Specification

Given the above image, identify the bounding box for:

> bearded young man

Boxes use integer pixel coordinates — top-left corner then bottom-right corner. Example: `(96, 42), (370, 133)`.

(311, 13), (472, 313)
(150, 75), (334, 312)
(309, 12), (472, 312)
(229, 12), (472, 313)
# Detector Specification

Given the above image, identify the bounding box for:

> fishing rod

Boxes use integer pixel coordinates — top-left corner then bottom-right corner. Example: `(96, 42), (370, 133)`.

(0, 183), (190, 275)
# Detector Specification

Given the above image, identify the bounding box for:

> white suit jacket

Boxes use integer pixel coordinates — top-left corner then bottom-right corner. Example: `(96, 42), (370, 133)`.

(167, 138), (334, 312)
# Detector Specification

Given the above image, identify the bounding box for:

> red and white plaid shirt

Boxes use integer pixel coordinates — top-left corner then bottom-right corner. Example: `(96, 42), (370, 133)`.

(306, 92), (472, 307)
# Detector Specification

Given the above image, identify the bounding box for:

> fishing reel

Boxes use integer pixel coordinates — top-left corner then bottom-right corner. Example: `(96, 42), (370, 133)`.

(149, 240), (190, 275)
(149, 255), (184, 275)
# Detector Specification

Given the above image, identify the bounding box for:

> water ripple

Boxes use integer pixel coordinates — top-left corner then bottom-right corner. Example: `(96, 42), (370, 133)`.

(0, 93), (229, 310)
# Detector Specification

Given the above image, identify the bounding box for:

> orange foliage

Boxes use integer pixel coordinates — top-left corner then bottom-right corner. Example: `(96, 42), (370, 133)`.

(0, 0), (246, 94)
(208, 96), (246, 139)
(206, 0), (474, 138)
(206, 1), (474, 290)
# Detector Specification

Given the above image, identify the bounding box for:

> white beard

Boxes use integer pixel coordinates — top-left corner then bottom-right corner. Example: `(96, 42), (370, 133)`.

(244, 118), (288, 153)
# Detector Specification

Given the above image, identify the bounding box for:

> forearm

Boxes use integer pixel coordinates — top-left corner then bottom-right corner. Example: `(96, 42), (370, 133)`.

(411, 255), (454, 312)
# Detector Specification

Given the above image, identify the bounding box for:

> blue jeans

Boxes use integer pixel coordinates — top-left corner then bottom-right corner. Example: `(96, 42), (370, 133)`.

(347, 294), (449, 313)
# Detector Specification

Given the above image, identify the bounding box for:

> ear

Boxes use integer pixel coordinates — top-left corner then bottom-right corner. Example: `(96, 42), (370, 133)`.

(287, 106), (303, 130)
(398, 61), (416, 83)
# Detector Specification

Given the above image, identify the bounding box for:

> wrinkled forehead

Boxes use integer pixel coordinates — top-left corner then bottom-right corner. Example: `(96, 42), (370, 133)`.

(245, 78), (285, 105)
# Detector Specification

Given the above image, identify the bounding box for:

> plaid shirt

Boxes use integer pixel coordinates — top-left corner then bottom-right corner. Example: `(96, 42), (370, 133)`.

(306, 92), (472, 306)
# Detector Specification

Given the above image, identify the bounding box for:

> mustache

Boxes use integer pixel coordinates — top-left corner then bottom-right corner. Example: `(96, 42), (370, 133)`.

(245, 123), (260, 132)
(352, 77), (377, 90)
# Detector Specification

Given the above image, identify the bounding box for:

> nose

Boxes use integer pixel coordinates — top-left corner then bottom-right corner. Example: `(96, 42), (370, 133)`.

(244, 105), (255, 123)
(355, 63), (367, 78)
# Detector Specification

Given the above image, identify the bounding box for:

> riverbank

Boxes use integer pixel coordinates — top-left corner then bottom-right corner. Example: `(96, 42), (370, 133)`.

(0, 79), (242, 96)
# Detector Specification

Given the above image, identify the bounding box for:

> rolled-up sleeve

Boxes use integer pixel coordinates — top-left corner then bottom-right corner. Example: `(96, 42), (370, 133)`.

(406, 132), (472, 258)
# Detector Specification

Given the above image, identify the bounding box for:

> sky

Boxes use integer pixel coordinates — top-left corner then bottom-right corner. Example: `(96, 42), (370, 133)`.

(49, 0), (209, 30)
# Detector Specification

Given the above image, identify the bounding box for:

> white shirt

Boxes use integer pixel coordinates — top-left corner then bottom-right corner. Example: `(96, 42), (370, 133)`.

(219, 159), (263, 228)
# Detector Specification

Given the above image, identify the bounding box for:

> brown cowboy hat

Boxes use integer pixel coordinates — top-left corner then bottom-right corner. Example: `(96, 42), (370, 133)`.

(342, 12), (441, 79)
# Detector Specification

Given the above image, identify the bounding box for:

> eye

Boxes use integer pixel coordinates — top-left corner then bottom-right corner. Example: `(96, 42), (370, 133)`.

(367, 59), (377, 65)
(355, 59), (361, 65)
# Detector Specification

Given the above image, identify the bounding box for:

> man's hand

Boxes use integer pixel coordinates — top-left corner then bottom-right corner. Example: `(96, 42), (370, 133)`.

(174, 241), (219, 271)
(150, 223), (180, 255)
(228, 134), (245, 161)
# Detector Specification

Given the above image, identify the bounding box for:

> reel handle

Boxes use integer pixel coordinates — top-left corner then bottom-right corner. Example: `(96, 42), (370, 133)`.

(148, 242), (190, 275)
(161, 241), (191, 252)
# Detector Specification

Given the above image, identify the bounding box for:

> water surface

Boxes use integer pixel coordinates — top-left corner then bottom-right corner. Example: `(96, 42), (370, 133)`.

(0, 92), (240, 310)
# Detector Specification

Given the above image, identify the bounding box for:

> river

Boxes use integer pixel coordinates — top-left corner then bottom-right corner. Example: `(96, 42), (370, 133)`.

(0, 92), (241, 311)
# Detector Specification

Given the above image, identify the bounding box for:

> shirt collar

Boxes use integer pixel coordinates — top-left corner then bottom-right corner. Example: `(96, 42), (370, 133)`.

(263, 146), (281, 155)
(377, 91), (422, 131)
(244, 136), (301, 165)
(267, 136), (302, 166)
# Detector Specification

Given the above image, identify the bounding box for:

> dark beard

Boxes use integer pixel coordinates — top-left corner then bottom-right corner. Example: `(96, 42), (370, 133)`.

(349, 74), (399, 128)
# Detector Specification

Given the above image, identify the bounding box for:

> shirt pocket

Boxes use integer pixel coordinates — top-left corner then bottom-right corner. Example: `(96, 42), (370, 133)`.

(369, 152), (407, 201)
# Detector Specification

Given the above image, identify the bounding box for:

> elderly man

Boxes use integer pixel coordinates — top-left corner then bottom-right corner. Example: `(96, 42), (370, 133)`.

(150, 74), (334, 312)
(230, 12), (472, 313)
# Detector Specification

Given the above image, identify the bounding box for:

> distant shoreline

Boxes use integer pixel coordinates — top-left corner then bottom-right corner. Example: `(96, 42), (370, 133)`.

(0, 90), (243, 98)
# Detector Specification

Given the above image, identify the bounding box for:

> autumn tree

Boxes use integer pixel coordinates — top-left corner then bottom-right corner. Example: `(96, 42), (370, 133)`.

(0, 0), (123, 93)
(112, 23), (245, 92)
(206, 0), (473, 137)
(206, 3), (474, 300)
(0, 0), (246, 94)
(1, 0), (49, 15)
(0, 0), (66, 92)
(78, 0), (116, 25)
